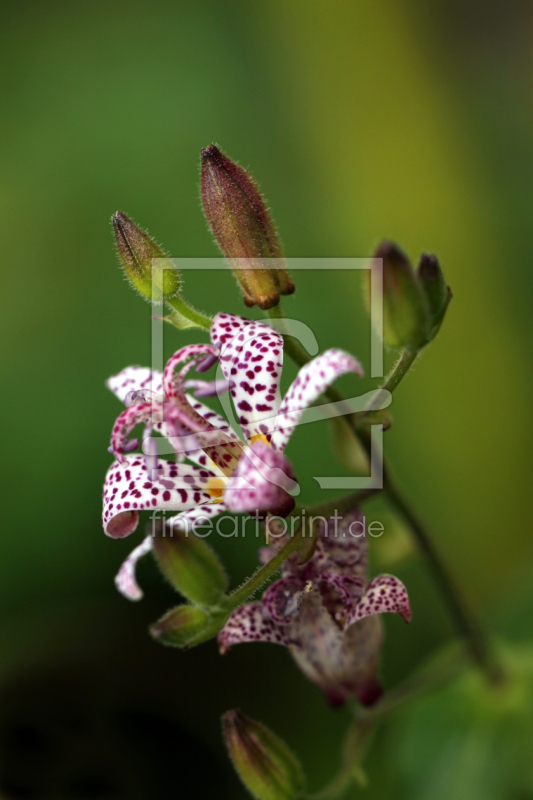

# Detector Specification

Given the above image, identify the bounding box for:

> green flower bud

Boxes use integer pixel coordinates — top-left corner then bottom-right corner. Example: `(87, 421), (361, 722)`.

(150, 604), (211, 648)
(201, 144), (295, 310)
(417, 253), (452, 339)
(112, 211), (180, 301)
(151, 522), (228, 607)
(368, 242), (431, 351)
(223, 710), (306, 800)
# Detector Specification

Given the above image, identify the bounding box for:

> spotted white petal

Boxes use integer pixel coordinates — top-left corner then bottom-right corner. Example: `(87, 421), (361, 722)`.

(114, 535), (153, 601)
(218, 603), (299, 654)
(102, 454), (217, 538)
(211, 313), (283, 441)
(346, 574), (411, 626)
(271, 349), (364, 451)
(106, 366), (164, 404)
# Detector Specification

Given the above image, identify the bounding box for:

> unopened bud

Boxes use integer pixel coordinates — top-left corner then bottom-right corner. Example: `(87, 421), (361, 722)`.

(417, 253), (452, 339)
(201, 144), (295, 309)
(150, 604), (210, 648)
(223, 710), (306, 800)
(112, 211), (180, 301)
(151, 521), (228, 607)
(368, 242), (431, 350)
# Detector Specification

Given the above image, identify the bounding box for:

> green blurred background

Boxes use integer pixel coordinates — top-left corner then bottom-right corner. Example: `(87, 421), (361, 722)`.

(1, 0), (533, 797)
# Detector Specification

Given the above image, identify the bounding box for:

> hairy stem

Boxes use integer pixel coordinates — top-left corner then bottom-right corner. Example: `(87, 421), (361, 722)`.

(166, 294), (213, 329)
(223, 519), (303, 611)
(364, 347), (418, 412)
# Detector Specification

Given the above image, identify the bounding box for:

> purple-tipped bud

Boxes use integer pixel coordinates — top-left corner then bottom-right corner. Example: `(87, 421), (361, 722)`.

(417, 253), (452, 339)
(367, 241), (431, 350)
(222, 710), (306, 800)
(151, 520), (228, 607)
(112, 211), (180, 301)
(201, 145), (295, 309)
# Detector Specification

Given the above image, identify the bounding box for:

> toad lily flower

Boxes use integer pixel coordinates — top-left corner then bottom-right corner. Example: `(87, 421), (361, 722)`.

(218, 508), (411, 707)
(102, 313), (363, 600)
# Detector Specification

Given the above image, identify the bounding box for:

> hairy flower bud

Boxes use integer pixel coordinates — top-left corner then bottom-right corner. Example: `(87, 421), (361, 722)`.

(417, 253), (452, 339)
(150, 604), (211, 648)
(112, 211), (180, 301)
(223, 710), (306, 800)
(201, 144), (295, 309)
(368, 242), (431, 350)
(151, 521), (228, 607)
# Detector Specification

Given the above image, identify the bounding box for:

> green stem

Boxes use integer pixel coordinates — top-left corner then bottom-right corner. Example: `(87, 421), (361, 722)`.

(308, 646), (467, 800)
(306, 717), (373, 800)
(364, 347), (418, 412)
(265, 302), (502, 683)
(223, 520), (303, 612)
(382, 348), (419, 394)
(166, 294), (213, 329)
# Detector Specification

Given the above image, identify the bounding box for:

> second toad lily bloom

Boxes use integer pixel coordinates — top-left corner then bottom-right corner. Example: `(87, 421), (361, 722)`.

(218, 509), (411, 707)
(102, 312), (363, 599)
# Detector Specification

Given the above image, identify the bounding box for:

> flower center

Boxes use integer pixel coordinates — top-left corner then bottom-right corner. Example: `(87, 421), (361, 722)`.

(207, 477), (226, 500)
(250, 434), (269, 446)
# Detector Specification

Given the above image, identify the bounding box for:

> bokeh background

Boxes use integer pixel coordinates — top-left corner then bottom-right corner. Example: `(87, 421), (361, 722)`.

(2, 0), (533, 797)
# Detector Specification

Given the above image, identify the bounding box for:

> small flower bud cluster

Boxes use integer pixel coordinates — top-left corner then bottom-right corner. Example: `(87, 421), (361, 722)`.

(368, 241), (452, 350)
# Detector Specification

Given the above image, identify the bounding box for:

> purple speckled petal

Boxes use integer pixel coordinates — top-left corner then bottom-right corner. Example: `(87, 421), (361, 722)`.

(211, 313), (284, 441)
(102, 454), (216, 538)
(347, 574), (411, 626)
(262, 577), (308, 624)
(315, 510), (368, 582)
(223, 440), (297, 516)
(106, 366), (164, 404)
(218, 603), (298, 654)
(111, 401), (163, 462)
(320, 574), (365, 620)
(161, 344), (244, 474)
(271, 349), (364, 451)
(114, 535), (153, 601)
(163, 343), (220, 399)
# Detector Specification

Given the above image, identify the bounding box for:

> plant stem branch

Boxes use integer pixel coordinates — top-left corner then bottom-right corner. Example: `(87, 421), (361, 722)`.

(223, 520), (303, 611)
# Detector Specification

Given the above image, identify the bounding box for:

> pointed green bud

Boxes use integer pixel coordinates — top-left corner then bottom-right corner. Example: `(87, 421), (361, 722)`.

(223, 710), (306, 800)
(417, 253), (452, 339)
(150, 604), (211, 648)
(112, 211), (180, 301)
(201, 144), (295, 310)
(151, 521), (228, 607)
(368, 242), (431, 350)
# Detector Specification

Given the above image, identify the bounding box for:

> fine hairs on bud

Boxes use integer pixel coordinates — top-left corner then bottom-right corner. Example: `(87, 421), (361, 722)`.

(201, 144), (295, 309)
(112, 211), (180, 301)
